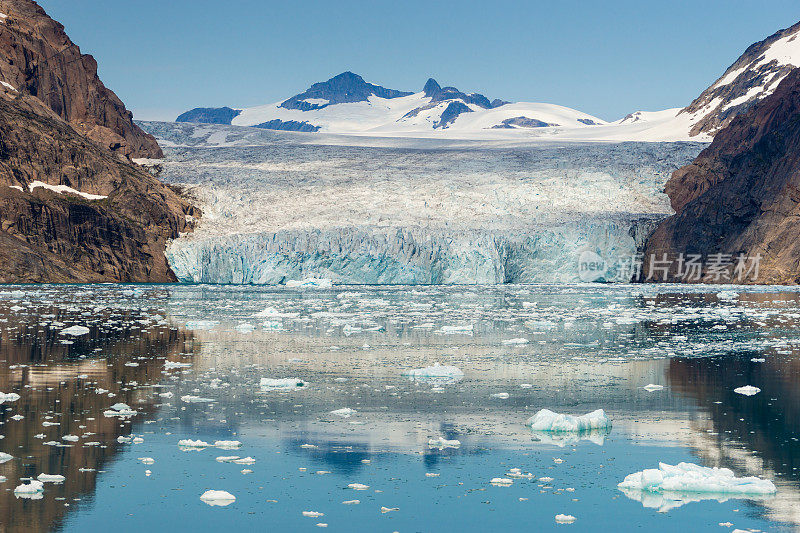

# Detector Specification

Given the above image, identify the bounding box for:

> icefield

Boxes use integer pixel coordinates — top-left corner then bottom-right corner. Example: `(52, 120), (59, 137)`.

(140, 122), (704, 284)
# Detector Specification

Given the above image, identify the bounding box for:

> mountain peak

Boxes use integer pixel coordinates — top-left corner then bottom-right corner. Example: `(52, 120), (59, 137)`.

(423, 78), (441, 97)
(279, 72), (412, 111)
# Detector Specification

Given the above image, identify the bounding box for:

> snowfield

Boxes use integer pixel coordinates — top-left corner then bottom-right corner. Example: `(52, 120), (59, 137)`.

(141, 122), (703, 284)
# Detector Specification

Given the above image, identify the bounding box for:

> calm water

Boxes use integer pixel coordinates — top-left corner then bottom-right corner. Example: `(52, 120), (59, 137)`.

(0, 284), (799, 532)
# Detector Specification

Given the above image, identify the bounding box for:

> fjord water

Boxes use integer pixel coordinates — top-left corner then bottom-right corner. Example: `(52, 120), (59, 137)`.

(0, 284), (798, 532)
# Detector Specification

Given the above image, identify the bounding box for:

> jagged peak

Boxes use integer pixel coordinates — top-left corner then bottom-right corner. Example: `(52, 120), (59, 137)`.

(423, 78), (441, 97)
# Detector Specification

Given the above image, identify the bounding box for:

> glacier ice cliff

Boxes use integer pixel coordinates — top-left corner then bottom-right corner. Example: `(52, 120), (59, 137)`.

(139, 122), (705, 284)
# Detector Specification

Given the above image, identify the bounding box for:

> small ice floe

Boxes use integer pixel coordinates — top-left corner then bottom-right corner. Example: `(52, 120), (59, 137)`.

(348, 483), (369, 490)
(233, 457), (255, 465)
(402, 363), (464, 385)
(103, 403), (137, 417)
(506, 468), (535, 479)
(526, 409), (610, 432)
(216, 456), (240, 463)
(716, 291), (739, 301)
(37, 474), (65, 483)
(330, 408), (356, 418)
(0, 452), (12, 463)
(0, 392), (20, 403)
(234, 323), (255, 333)
(490, 477), (513, 486)
(254, 307), (299, 319)
(214, 440), (242, 449)
(10, 415), (23, 421)
(751, 358), (766, 363)
(734, 386), (761, 396)
(428, 437), (461, 450)
(138, 457), (155, 464)
(491, 392), (510, 399)
(618, 462), (776, 512)
(380, 507), (399, 513)
(181, 395), (214, 403)
(60, 325), (90, 336)
(643, 384), (664, 392)
(164, 361), (192, 370)
(502, 338), (529, 345)
(555, 514), (576, 524)
(520, 383), (533, 388)
(200, 490), (236, 506)
(438, 324), (473, 335)
(178, 439), (210, 449)
(342, 500), (360, 505)
(14, 480), (44, 498)
(286, 278), (333, 289)
(260, 378), (307, 391)
(539, 477), (554, 483)
(184, 320), (218, 330)
(62, 435), (79, 442)
(303, 511), (324, 518)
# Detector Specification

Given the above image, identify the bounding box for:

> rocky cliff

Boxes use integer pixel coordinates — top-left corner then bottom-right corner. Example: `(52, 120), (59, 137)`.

(643, 68), (800, 284)
(0, 0), (161, 159)
(0, 0), (198, 283)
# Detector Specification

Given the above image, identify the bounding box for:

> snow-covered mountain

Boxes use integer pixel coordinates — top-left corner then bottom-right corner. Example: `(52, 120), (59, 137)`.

(176, 71), (608, 137)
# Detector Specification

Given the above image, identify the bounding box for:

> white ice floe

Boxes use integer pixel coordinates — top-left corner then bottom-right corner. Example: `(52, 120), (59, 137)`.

(214, 440), (242, 449)
(618, 462), (777, 498)
(260, 377), (307, 391)
(438, 324), (474, 335)
(347, 483), (369, 490)
(642, 384), (664, 392)
(14, 480), (44, 497)
(502, 338), (529, 345)
(0, 392), (20, 403)
(178, 439), (211, 449)
(286, 278), (333, 289)
(491, 392), (510, 399)
(402, 363), (464, 384)
(716, 291), (739, 301)
(103, 403), (137, 417)
(490, 477), (513, 486)
(60, 325), (90, 336)
(526, 409), (610, 432)
(37, 474), (65, 483)
(0, 452), (13, 463)
(163, 361), (192, 369)
(181, 395), (214, 403)
(330, 408), (356, 418)
(200, 490), (236, 506)
(303, 511), (324, 518)
(734, 385), (761, 396)
(428, 437), (461, 449)
(555, 514), (576, 524)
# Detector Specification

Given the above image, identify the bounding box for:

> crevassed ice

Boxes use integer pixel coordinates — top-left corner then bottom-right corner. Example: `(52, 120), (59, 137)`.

(618, 462), (777, 496)
(143, 123), (704, 285)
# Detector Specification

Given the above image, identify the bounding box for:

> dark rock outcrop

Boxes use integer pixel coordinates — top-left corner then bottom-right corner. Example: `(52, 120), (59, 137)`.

(642, 68), (800, 284)
(0, 0), (162, 159)
(491, 116), (558, 129)
(252, 119), (320, 132)
(434, 101), (472, 129)
(279, 71), (412, 111)
(176, 106), (241, 124)
(0, 1), (198, 283)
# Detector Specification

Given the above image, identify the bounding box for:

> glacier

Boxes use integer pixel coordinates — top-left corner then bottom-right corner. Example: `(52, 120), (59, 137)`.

(139, 122), (705, 285)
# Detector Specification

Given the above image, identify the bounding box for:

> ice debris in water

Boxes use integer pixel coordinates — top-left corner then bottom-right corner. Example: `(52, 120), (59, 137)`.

(330, 408), (356, 418)
(178, 439), (211, 449)
(438, 324), (473, 335)
(618, 462), (777, 496)
(14, 479), (44, 496)
(200, 490), (236, 506)
(60, 325), (90, 336)
(526, 409), (610, 432)
(0, 392), (20, 403)
(347, 483), (369, 490)
(181, 395), (214, 403)
(502, 338), (529, 345)
(103, 403), (137, 417)
(555, 514), (577, 524)
(402, 363), (464, 384)
(260, 378), (307, 391)
(716, 291), (739, 301)
(163, 361), (192, 369)
(734, 385), (761, 396)
(285, 278), (333, 289)
(303, 511), (324, 518)
(37, 474), (65, 483)
(428, 437), (461, 449)
(642, 384), (664, 392)
(0, 452), (13, 463)
(490, 477), (513, 486)
(214, 440), (242, 449)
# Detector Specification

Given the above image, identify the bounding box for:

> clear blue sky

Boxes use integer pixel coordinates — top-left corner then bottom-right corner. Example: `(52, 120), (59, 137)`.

(38, 0), (800, 122)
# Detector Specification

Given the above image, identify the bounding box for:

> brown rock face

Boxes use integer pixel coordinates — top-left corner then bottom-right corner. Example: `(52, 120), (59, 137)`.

(0, 0), (162, 159)
(642, 68), (800, 284)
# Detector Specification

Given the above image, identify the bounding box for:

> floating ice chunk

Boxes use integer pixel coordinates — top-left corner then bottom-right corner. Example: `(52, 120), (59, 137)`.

(0, 452), (13, 463)
(490, 477), (513, 486)
(60, 325), (90, 336)
(303, 511), (324, 518)
(181, 395), (214, 403)
(233, 457), (255, 465)
(62, 435), (79, 442)
(216, 456), (240, 463)
(380, 507), (399, 513)
(402, 363), (464, 384)
(10, 414), (23, 421)
(428, 437), (461, 449)
(506, 468), (535, 479)
(716, 291), (739, 301)
(234, 323), (255, 333)
(214, 440), (242, 449)
(286, 278), (333, 289)
(526, 409), (610, 433)
(103, 403), (137, 417)
(491, 392), (510, 399)
(342, 500), (360, 505)
(138, 457), (155, 464)
(348, 483), (369, 490)
(178, 439), (210, 449)
(200, 490), (236, 506)
(37, 474), (65, 483)
(618, 462), (777, 497)
(0, 392), (20, 403)
(555, 514), (576, 524)
(185, 320), (218, 330)
(502, 338), (529, 345)
(164, 361), (192, 369)
(330, 408), (356, 418)
(734, 386), (761, 396)
(260, 378), (307, 391)
(751, 358), (765, 363)
(14, 480), (44, 496)
(643, 384), (664, 392)
(438, 324), (474, 335)
(254, 307), (299, 318)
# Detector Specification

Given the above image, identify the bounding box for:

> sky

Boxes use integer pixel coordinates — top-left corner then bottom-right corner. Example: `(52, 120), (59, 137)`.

(37, 0), (800, 122)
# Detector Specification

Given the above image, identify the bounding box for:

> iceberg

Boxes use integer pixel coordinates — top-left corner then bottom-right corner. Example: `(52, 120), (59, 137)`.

(14, 479), (44, 496)
(60, 325), (90, 336)
(618, 462), (777, 511)
(285, 278), (333, 288)
(402, 363), (464, 384)
(260, 377), (307, 391)
(734, 385), (761, 396)
(526, 409), (610, 432)
(0, 392), (20, 403)
(200, 490), (236, 506)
